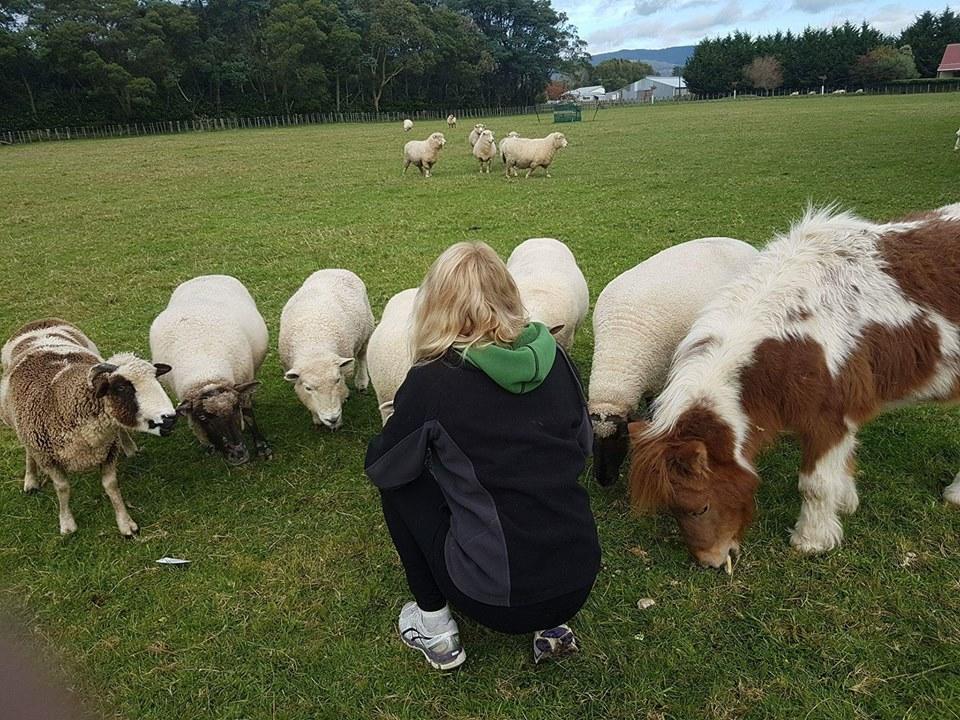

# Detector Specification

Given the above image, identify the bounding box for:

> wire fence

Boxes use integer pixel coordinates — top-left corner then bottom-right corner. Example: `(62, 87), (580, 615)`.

(0, 104), (539, 146)
(5, 79), (960, 145)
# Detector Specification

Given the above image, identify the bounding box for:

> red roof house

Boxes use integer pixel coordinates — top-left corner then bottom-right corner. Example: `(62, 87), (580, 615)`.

(937, 43), (960, 77)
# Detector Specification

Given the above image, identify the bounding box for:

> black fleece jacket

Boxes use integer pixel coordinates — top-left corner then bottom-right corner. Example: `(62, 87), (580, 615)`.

(365, 348), (601, 608)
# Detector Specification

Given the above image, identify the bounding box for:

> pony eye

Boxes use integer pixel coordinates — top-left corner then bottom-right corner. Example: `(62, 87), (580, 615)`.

(689, 504), (710, 517)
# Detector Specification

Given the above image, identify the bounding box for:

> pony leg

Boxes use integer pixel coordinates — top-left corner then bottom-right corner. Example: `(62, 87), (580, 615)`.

(790, 427), (858, 553)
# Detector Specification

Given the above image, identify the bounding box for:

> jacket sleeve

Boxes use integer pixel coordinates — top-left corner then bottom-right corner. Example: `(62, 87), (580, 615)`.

(364, 366), (439, 489)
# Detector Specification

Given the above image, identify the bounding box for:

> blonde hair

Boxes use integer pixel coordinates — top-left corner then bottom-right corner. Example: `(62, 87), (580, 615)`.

(411, 242), (527, 363)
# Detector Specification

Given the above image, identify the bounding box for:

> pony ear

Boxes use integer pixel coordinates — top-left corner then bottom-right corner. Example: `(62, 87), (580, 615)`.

(235, 381), (260, 396)
(668, 439), (709, 477)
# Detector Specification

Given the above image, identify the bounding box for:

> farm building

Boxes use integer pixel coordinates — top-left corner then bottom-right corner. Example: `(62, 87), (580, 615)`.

(621, 76), (688, 101)
(563, 85), (606, 102)
(937, 43), (960, 77)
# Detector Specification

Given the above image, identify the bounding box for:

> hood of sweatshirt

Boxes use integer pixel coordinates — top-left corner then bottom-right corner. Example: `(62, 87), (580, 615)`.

(461, 322), (557, 394)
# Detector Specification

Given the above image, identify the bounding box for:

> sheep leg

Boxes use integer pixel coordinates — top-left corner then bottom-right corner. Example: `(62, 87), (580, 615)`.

(354, 347), (370, 393)
(243, 405), (272, 459)
(45, 466), (77, 535)
(22, 449), (41, 493)
(403, 160), (410, 175)
(100, 456), (138, 537)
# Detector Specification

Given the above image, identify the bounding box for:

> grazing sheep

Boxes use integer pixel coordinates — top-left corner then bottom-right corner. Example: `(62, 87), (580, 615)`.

(588, 238), (759, 487)
(506, 238), (588, 351)
(472, 129), (497, 173)
(403, 118), (413, 132)
(832, 89), (846, 94)
(502, 132), (568, 178)
(279, 269), (374, 431)
(367, 288), (417, 424)
(446, 114), (457, 128)
(403, 132), (446, 177)
(468, 123), (486, 147)
(0, 319), (177, 536)
(789, 91), (800, 96)
(150, 275), (270, 466)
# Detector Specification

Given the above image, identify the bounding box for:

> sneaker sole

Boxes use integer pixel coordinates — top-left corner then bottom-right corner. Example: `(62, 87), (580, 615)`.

(399, 626), (467, 671)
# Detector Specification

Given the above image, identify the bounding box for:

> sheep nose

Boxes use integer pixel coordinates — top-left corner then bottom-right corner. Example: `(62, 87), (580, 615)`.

(320, 413), (342, 430)
(158, 414), (177, 436)
(226, 444), (250, 466)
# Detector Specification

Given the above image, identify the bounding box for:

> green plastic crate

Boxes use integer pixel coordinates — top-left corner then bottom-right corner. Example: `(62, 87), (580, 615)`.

(553, 103), (582, 123)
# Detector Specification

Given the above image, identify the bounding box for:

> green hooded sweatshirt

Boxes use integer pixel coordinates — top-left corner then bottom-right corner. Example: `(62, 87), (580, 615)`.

(461, 322), (557, 394)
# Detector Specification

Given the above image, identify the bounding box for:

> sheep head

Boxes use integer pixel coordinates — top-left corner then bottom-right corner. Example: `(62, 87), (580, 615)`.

(551, 132), (568, 149)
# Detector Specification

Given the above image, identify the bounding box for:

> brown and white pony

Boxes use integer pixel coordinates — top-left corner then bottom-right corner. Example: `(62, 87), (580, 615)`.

(629, 204), (960, 568)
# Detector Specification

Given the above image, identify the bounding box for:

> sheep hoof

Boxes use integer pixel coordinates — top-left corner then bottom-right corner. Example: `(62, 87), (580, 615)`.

(60, 517), (78, 535)
(119, 519), (139, 537)
(23, 479), (41, 494)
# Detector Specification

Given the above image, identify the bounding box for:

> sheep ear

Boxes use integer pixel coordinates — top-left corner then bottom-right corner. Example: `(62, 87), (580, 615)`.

(548, 324), (565, 337)
(338, 357), (355, 369)
(89, 363), (117, 398)
(235, 381), (260, 397)
(284, 370), (300, 382)
(153, 363), (172, 378)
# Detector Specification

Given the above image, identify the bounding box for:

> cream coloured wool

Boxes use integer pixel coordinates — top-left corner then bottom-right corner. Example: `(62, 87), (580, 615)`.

(403, 132), (446, 177)
(279, 269), (374, 430)
(403, 118), (413, 132)
(502, 132), (568, 178)
(506, 238), (588, 350)
(468, 123), (486, 147)
(446, 114), (457, 128)
(472, 129), (497, 174)
(366, 288), (417, 424)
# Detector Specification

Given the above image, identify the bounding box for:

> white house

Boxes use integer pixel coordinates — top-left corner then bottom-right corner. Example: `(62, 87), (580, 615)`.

(563, 85), (606, 102)
(621, 76), (688, 101)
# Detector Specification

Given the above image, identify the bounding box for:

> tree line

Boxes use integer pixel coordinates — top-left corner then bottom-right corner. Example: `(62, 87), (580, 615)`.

(0, 0), (586, 130)
(683, 10), (960, 94)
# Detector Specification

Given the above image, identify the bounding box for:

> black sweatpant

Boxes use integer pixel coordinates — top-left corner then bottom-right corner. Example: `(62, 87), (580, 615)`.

(379, 469), (592, 635)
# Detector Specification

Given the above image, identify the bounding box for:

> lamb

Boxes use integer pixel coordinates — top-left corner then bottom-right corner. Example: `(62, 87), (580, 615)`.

(403, 118), (413, 132)
(366, 288), (417, 424)
(0, 319), (177, 536)
(588, 237), (759, 487)
(471, 129), (497, 173)
(502, 132), (568, 178)
(279, 269), (375, 430)
(446, 114), (457, 128)
(506, 238), (588, 351)
(149, 275), (270, 465)
(403, 132), (446, 177)
(468, 123), (486, 147)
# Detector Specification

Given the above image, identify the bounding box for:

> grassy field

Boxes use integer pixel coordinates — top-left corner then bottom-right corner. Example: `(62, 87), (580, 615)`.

(1, 94), (959, 720)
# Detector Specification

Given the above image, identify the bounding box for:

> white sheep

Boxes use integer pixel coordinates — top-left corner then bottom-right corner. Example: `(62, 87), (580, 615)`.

(279, 269), (374, 430)
(588, 237), (759, 486)
(446, 114), (457, 128)
(468, 123), (486, 147)
(499, 131), (520, 171)
(506, 238), (588, 350)
(403, 132), (446, 177)
(366, 288), (417, 424)
(472, 129), (497, 174)
(954, 128), (959, 151)
(150, 275), (270, 465)
(403, 118), (413, 132)
(502, 132), (568, 178)
(1, 318), (176, 535)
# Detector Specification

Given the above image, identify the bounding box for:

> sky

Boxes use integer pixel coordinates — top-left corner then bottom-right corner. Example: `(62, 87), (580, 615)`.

(554, 0), (934, 54)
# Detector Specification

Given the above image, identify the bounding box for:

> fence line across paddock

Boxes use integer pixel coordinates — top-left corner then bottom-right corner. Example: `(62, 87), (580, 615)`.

(4, 79), (960, 146)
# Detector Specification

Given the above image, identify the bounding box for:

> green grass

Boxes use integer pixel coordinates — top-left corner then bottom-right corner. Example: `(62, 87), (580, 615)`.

(2, 95), (959, 720)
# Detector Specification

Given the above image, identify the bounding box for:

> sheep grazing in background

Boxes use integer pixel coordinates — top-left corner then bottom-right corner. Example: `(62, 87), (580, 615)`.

(279, 269), (374, 431)
(403, 132), (446, 177)
(403, 118), (413, 132)
(446, 114), (457, 128)
(629, 205), (960, 568)
(367, 288), (417, 424)
(468, 123), (486, 147)
(588, 238), (759, 487)
(0, 319), (176, 536)
(150, 275), (270, 466)
(499, 131), (520, 167)
(472, 129), (497, 174)
(502, 132), (568, 178)
(506, 238), (588, 351)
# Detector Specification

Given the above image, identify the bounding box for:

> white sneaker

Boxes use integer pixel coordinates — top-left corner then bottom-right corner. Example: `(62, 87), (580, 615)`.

(398, 602), (466, 671)
(533, 624), (578, 664)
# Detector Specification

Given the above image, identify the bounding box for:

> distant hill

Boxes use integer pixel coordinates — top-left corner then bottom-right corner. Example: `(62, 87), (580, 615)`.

(590, 46), (696, 70)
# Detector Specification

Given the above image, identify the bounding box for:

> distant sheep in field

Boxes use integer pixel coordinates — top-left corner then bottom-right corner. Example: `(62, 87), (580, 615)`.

(1, 319), (176, 536)
(588, 237), (759, 487)
(468, 123), (486, 147)
(446, 114), (457, 128)
(502, 132), (568, 178)
(954, 128), (959, 151)
(832, 89), (846, 94)
(403, 132), (446, 177)
(472, 129), (497, 173)
(506, 238), (588, 351)
(150, 275), (270, 466)
(367, 288), (417, 424)
(279, 269), (374, 431)
(403, 118), (413, 132)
